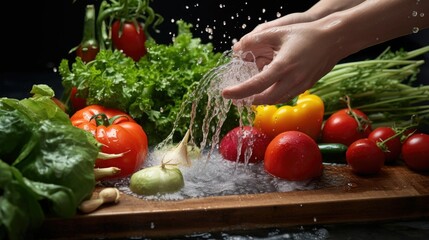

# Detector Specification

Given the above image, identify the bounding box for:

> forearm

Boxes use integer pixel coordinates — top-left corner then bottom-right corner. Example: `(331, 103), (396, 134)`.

(306, 0), (366, 19)
(318, 0), (429, 59)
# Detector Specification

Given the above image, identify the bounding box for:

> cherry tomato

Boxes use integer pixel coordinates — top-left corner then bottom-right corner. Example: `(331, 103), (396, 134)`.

(401, 133), (429, 172)
(219, 126), (271, 164)
(346, 138), (385, 175)
(264, 131), (323, 181)
(368, 127), (402, 163)
(322, 109), (372, 146)
(111, 20), (147, 62)
(71, 105), (149, 179)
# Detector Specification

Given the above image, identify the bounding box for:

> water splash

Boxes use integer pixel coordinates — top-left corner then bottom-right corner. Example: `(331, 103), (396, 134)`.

(157, 51), (259, 162)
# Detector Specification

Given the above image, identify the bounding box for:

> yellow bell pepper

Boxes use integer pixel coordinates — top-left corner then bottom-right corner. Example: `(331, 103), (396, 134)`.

(253, 91), (324, 140)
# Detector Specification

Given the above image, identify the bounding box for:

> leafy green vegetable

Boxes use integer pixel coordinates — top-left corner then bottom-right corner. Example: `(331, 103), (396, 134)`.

(0, 85), (100, 240)
(60, 20), (232, 144)
(310, 46), (429, 128)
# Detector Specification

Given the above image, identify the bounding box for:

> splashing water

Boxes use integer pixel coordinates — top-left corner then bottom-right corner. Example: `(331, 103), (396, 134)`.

(158, 50), (258, 161)
(104, 51), (320, 200)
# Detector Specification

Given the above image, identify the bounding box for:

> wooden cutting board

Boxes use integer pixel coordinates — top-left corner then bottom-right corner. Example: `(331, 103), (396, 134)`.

(36, 164), (429, 239)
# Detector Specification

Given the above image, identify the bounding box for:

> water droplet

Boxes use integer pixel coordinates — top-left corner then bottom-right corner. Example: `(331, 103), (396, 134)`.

(412, 11), (418, 17)
(262, 8), (266, 14)
(205, 27), (213, 34)
(150, 222), (155, 229)
(241, 24), (247, 29)
(413, 27), (420, 33)
(185, 5), (189, 9)
(276, 12), (282, 18)
(313, 217), (317, 222)
(170, 18), (175, 23)
(420, 13), (425, 17)
(248, 16), (251, 20)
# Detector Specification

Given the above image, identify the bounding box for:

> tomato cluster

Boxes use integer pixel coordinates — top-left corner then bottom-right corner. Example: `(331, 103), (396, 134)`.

(321, 108), (429, 175)
(219, 104), (428, 181)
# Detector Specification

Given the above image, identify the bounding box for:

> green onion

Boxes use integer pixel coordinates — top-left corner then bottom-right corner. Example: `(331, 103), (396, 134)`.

(310, 46), (429, 128)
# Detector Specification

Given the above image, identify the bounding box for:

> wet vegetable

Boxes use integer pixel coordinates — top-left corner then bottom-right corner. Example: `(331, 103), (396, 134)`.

(71, 105), (149, 179)
(322, 108), (372, 146)
(219, 126), (270, 164)
(162, 130), (192, 166)
(401, 133), (429, 172)
(368, 126), (403, 163)
(346, 138), (385, 175)
(253, 91), (324, 140)
(129, 164), (185, 196)
(264, 131), (323, 181)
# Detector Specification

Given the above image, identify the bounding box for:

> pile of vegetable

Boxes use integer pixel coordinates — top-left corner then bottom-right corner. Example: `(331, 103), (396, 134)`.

(0, 85), (100, 240)
(60, 19), (230, 144)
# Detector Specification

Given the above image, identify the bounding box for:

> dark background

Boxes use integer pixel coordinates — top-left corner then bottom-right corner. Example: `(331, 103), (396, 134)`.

(1, 0), (428, 99)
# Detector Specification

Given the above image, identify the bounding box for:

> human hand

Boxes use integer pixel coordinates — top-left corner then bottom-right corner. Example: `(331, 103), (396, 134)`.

(222, 20), (344, 105)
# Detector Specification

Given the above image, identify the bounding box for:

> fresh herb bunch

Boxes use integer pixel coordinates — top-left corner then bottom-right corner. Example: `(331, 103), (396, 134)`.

(60, 20), (233, 145)
(310, 46), (429, 129)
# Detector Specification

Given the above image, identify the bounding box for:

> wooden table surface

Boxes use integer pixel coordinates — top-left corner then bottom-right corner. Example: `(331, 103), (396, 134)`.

(36, 164), (429, 239)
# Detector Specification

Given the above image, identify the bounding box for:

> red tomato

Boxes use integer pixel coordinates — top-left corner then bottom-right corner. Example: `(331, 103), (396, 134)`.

(70, 87), (87, 111)
(368, 127), (402, 163)
(111, 20), (147, 61)
(401, 133), (429, 171)
(71, 105), (149, 179)
(76, 44), (99, 63)
(346, 138), (385, 175)
(322, 109), (372, 146)
(219, 126), (271, 163)
(264, 131), (323, 181)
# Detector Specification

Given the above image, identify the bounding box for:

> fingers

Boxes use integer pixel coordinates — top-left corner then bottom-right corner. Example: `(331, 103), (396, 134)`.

(222, 58), (287, 101)
(251, 75), (309, 105)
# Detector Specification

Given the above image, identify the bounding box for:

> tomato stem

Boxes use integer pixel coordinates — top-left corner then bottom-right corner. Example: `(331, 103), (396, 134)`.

(376, 116), (419, 151)
(342, 95), (371, 133)
(91, 113), (111, 127)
